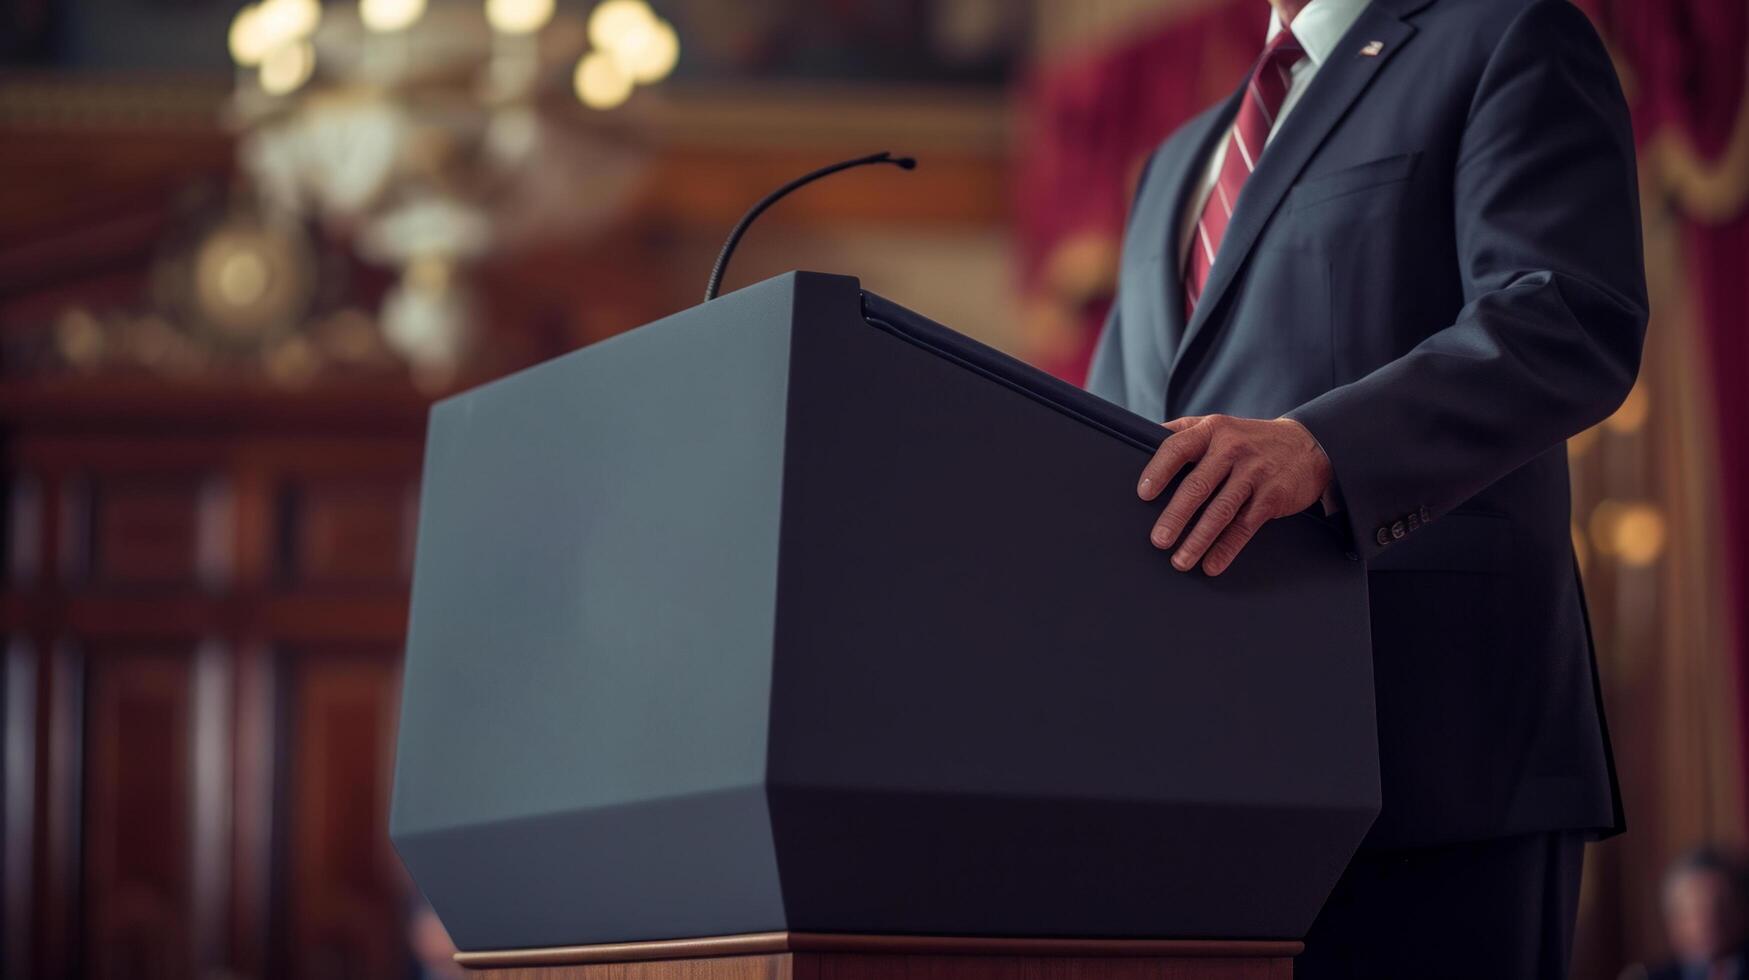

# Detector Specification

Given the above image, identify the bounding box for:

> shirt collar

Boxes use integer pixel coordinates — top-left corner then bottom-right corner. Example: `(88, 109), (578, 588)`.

(1266, 0), (1373, 67)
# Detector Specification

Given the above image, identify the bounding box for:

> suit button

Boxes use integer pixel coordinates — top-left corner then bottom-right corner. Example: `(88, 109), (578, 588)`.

(1376, 527), (1391, 546)
(1407, 513), (1421, 532)
(1391, 521), (1406, 539)
(1420, 505), (1432, 522)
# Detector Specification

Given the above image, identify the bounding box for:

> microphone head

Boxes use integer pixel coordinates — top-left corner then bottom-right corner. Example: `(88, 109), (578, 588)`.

(893, 156), (918, 170)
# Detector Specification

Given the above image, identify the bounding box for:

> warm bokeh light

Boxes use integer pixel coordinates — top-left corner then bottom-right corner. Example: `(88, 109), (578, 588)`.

(258, 0), (322, 45)
(574, 50), (633, 109)
(1613, 503), (1668, 566)
(228, 5), (271, 66)
(230, 0), (320, 66)
(486, 0), (555, 35)
(260, 39), (316, 95)
(361, 0), (427, 33)
(587, 0), (656, 52)
(583, 0), (679, 91)
(215, 249), (272, 307)
(609, 16), (679, 83)
(1589, 499), (1668, 567)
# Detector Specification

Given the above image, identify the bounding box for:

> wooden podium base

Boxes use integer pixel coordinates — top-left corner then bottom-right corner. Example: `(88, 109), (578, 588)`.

(455, 932), (1301, 980)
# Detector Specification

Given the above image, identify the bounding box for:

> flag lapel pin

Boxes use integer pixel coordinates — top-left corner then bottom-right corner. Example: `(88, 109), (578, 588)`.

(1359, 40), (1384, 56)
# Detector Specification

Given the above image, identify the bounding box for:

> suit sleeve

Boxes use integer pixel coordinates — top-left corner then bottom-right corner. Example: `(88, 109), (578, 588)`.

(1284, 0), (1648, 560)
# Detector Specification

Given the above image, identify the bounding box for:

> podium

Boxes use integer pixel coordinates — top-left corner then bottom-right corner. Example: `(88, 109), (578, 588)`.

(390, 272), (1379, 979)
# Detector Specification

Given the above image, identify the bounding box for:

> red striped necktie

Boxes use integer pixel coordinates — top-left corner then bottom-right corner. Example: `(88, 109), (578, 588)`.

(1183, 27), (1305, 318)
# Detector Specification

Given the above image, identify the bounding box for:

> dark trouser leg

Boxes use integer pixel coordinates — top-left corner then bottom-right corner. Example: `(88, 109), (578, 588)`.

(1294, 832), (1586, 980)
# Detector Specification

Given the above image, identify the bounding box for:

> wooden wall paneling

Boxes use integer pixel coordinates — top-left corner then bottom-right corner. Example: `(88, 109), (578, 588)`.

(234, 459), (278, 591)
(4, 636), (37, 980)
(0, 384), (432, 440)
(36, 640), (83, 980)
(229, 639), (279, 980)
(56, 474), (87, 593)
(191, 640), (234, 974)
(77, 639), (225, 980)
(56, 596), (230, 644)
(241, 433), (422, 591)
(257, 595), (412, 647)
(61, 472), (233, 592)
(7, 472), (41, 587)
(278, 477), (416, 590)
(11, 434), (235, 596)
(0, 124), (233, 261)
(278, 646), (409, 980)
(227, 437), (422, 487)
(1, 349), (434, 980)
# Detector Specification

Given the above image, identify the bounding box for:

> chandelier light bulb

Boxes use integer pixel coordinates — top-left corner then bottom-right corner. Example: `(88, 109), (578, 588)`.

(361, 0), (427, 33)
(587, 0), (655, 52)
(229, 5), (271, 66)
(574, 50), (633, 110)
(612, 16), (678, 83)
(256, 0), (322, 47)
(260, 39), (317, 94)
(486, 0), (555, 35)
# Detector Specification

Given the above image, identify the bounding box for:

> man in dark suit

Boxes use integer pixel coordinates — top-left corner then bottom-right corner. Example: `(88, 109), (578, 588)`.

(1644, 848), (1749, 980)
(1085, 0), (1646, 975)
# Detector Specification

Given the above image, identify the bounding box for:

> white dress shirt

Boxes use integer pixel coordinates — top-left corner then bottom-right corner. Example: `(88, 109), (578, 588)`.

(1178, 0), (1375, 265)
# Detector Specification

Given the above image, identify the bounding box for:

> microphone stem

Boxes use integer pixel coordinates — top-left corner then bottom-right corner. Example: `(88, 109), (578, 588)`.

(704, 151), (916, 303)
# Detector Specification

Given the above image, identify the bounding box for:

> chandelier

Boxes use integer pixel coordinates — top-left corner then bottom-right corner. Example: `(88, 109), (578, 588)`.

(223, 0), (679, 382)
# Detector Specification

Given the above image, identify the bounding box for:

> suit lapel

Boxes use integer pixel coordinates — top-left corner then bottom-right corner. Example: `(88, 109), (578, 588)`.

(1164, 2), (1419, 405)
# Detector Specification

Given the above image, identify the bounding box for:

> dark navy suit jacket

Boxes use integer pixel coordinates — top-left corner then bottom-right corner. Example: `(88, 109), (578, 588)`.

(1087, 0), (1645, 847)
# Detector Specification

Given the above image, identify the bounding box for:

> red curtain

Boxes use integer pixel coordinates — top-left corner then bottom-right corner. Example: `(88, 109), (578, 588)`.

(1012, 2), (1260, 381)
(1576, 0), (1749, 803)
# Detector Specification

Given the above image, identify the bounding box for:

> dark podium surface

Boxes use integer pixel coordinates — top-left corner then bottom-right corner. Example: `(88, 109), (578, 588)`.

(390, 271), (1379, 955)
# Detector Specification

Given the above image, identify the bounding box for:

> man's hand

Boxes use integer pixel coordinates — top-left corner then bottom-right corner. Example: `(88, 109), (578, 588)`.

(1136, 415), (1333, 576)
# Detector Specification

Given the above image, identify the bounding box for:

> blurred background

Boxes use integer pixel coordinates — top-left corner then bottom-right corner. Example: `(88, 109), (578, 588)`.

(0, 0), (1743, 978)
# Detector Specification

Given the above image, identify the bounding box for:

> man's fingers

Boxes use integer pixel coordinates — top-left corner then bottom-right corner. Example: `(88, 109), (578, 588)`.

(1172, 479), (1256, 570)
(1200, 497), (1272, 576)
(1138, 418), (1216, 501)
(1150, 455), (1232, 550)
(1161, 416), (1205, 433)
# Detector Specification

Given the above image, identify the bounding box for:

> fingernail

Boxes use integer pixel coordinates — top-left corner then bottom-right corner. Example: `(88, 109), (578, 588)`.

(1138, 477), (1153, 498)
(1172, 552), (1192, 570)
(1152, 529), (1171, 549)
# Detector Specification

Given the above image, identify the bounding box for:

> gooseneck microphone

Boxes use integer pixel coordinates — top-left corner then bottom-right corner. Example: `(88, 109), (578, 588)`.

(703, 151), (917, 303)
